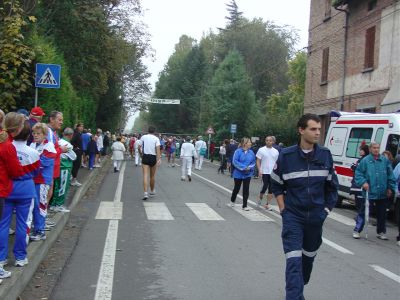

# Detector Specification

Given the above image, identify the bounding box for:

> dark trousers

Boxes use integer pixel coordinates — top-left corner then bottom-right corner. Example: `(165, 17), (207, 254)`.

(281, 209), (326, 300)
(72, 149), (83, 178)
(374, 199), (388, 234)
(231, 177), (251, 208)
(354, 194), (367, 233)
(218, 155), (226, 173)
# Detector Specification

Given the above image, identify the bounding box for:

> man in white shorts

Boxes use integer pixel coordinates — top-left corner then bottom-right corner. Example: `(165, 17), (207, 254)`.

(256, 136), (279, 210)
(138, 126), (161, 200)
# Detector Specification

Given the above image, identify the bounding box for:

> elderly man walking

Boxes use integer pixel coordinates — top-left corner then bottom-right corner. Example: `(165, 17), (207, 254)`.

(355, 142), (396, 240)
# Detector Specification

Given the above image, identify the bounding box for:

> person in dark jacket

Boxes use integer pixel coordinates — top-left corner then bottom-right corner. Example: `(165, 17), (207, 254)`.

(271, 114), (338, 300)
(87, 135), (98, 170)
(70, 123), (83, 186)
(350, 144), (369, 239)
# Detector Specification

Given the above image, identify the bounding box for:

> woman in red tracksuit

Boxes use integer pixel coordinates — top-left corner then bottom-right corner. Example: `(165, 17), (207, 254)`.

(0, 119), (40, 270)
(0, 111), (27, 279)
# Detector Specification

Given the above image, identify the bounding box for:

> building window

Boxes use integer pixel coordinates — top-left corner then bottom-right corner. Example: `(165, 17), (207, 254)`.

(368, 0), (377, 11)
(364, 26), (376, 70)
(324, 0), (331, 21)
(321, 48), (329, 84)
(346, 128), (373, 158)
(356, 107), (376, 113)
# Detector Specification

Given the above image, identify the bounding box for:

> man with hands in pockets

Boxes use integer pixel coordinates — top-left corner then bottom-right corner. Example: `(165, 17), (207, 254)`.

(271, 114), (338, 300)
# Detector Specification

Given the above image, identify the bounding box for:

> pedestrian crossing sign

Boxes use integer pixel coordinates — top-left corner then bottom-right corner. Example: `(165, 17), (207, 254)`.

(35, 63), (61, 89)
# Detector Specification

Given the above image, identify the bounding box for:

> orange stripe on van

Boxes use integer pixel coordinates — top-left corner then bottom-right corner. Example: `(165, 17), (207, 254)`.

(335, 166), (353, 177)
(336, 120), (389, 125)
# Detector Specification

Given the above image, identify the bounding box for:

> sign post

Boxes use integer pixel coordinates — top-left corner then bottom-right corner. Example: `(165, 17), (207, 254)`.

(35, 63), (62, 106)
(206, 126), (215, 160)
(230, 124), (237, 140)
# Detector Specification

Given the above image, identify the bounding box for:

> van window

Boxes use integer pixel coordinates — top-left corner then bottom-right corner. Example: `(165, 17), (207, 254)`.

(346, 128), (373, 158)
(385, 134), (400, 160)
(375, 128), (384, 144)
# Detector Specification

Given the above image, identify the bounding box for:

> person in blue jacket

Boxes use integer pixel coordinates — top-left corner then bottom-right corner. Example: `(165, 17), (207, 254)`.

(271, 114), (338, 300)
(355, 142), (396, 240)
(230, 137), (256, 211)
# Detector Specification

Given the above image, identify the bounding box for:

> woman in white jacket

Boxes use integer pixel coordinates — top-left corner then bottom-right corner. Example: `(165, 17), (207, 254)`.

(111, 137), (126, 172)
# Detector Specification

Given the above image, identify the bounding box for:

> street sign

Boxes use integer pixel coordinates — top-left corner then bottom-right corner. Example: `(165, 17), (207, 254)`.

(230, 124), (237, 134)
(35, 63), (61, 89)
(206, 126), (215, 134)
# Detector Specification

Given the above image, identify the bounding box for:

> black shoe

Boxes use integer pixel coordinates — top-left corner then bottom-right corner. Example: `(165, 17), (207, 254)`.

(114, 167), (117, 173)
(188, 175), (192, 182)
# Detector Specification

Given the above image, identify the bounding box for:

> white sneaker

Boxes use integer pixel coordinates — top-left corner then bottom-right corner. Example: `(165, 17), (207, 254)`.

(242, 207), (250, 211)
(15, 258), (28, 267)
(230, 202), (235, 208)
(149, 190), (156, 197)
(54, 206), (70, 213)
(70, 180), (82, 187)
(8, 228), (15, 235)
(397, 240), (400, 247)
(377, 233), (388, 240)
(94, 164), (101, 168)
(0, 260), (8, 267)
(0, 267), (11, 279)
(143, 192), (149, 200)
(352, 231), (360, 239)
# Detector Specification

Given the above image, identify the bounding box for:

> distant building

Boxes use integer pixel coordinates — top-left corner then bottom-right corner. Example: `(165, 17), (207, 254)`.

(305, 0), (400, 140)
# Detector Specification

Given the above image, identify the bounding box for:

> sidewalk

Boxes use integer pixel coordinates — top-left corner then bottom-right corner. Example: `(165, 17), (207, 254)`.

(0, 158), (111, 300)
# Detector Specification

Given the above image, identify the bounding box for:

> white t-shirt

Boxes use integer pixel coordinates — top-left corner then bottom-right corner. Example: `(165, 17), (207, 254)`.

(180, 142), (197, 158)
(219, 145), (226, 155)
(140, 134), (160, 155)
(256, 146), (279, 175)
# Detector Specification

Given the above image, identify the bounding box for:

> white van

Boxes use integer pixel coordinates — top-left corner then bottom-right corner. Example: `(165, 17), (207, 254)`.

(324, 111), (400, 211)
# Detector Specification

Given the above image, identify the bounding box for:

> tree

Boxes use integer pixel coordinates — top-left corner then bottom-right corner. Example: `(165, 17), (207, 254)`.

(204, 50), (258, 140)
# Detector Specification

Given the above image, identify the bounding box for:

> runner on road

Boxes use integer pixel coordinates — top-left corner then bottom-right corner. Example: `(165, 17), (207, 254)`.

(138, 126), (161, 200)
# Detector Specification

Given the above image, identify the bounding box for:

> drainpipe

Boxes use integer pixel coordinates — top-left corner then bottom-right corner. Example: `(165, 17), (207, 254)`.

(335, 5), (349, 111)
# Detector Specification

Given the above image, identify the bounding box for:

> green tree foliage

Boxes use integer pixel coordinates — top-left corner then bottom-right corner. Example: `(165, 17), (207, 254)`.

(0, 0), (36, 110)
(205, 50), (258, 140)
(266, 51), (307, 145)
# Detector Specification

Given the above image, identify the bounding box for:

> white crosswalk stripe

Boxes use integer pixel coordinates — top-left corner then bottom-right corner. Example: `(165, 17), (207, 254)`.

(186, 203), (224, 220)
(143, 202), (174, 220)
(228, 203), (274, 222)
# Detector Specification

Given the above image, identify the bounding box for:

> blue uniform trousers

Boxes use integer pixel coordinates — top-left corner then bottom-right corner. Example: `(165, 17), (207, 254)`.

(33, 184), (49, 234)
(0, 197), (34, 261)
(281, 208), (327, 300)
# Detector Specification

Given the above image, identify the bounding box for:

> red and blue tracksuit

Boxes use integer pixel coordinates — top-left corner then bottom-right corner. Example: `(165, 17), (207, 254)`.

(271, 144), (338, 300)
(0, 140), (40, 261)
(30, 140), (56, 234)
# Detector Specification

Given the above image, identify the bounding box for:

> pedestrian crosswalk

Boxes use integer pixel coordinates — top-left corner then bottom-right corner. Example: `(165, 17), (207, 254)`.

(142, 201), (275, 222)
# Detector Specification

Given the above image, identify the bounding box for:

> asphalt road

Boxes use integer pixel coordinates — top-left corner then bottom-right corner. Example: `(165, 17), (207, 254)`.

(27, 158), (400, 300)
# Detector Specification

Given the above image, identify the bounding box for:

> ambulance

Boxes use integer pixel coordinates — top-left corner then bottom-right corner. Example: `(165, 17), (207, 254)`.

(324, 111), (400, 213)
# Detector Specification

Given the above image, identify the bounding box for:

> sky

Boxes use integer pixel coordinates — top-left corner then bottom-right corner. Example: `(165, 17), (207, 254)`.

(125, 0), (311, 131)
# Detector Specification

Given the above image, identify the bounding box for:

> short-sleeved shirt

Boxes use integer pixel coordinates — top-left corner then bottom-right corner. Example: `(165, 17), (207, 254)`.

(256, 146), (279, 175)
(140, 134), (161, 155)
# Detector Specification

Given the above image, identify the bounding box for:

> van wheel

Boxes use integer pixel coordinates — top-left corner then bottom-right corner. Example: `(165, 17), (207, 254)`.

(335, 196), (344, 208)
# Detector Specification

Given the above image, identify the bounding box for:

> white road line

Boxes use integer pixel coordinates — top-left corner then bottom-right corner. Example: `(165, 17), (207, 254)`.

(327, 211), (355, 226)
(369, 265), (400, 284)
(94, 162), (126, 300)
(143, 202), (175, 220)
(186, 203), (224, 220)
(228, 203), (274, 221)
(322, 237), (354, 255)
(94, 220), (119, 300)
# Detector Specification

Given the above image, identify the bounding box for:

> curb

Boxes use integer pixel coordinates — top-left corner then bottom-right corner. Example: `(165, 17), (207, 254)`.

(0, 159), (110, 300)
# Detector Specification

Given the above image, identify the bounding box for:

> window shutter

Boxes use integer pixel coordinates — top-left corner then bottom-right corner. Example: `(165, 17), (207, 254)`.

(364, 26), (376, 69)
(321, 48), (329, 83)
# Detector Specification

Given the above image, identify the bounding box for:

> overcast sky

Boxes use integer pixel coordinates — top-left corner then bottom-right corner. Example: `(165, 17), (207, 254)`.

(126, 0), (311, 130)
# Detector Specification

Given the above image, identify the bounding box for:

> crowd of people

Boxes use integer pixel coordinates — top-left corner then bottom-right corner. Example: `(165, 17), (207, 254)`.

(0, 106), (113, 281)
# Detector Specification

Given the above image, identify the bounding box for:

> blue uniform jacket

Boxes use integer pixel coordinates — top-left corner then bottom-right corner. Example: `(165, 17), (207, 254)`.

(271, 144), (338, 212)
(355, 154), (396, 200)
(232, 148), (256, 179)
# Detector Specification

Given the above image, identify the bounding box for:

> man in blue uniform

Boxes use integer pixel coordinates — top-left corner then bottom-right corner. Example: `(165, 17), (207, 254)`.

(271, 114), (338, 300)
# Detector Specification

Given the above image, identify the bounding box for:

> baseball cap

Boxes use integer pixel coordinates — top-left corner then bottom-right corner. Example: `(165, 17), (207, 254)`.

(31, 107), (45, 117)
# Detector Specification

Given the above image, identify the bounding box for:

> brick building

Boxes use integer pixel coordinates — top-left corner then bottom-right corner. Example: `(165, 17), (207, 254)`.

(304, 0), (400, 140)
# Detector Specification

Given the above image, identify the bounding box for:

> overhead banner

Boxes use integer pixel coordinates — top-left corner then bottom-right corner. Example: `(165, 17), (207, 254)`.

(138, 98), (180, 104)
